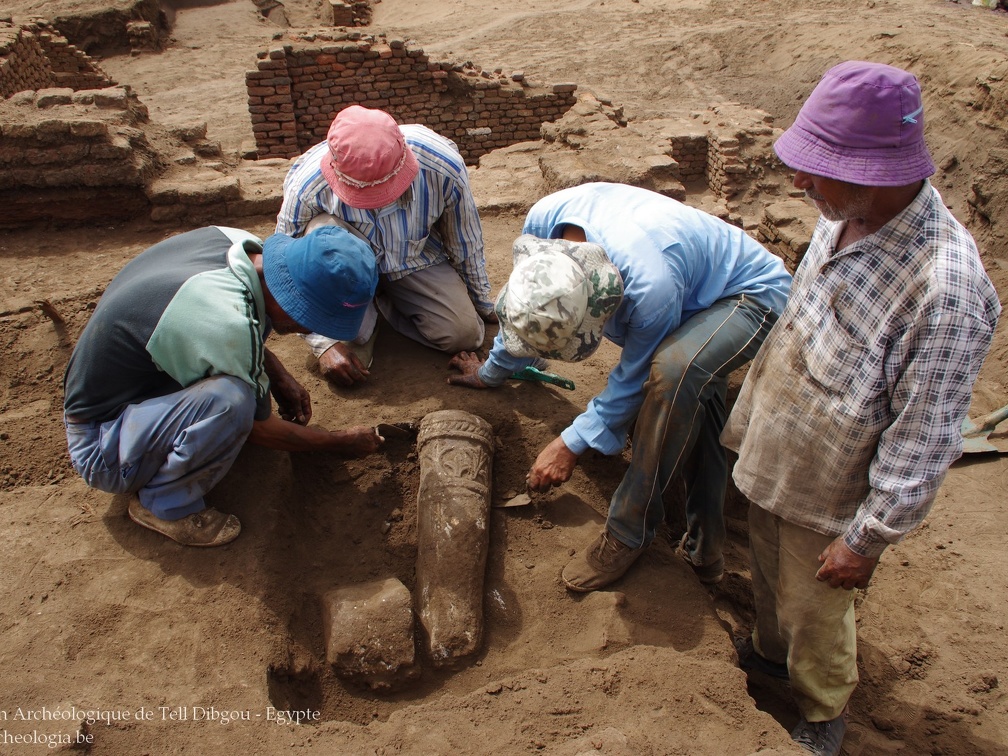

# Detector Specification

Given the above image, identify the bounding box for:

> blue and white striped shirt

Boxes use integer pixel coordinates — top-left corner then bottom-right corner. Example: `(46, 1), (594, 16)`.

(276, 124), (493, 315)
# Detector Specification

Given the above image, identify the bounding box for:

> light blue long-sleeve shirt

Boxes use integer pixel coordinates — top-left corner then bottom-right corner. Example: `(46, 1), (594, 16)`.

(480, 182), (791, 456)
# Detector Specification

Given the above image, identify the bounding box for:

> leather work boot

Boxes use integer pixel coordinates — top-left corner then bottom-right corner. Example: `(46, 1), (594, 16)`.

(675, 532), (724, 585)
(562, 529), (647, 592)
(790, 712), (847, 756)
(128, 498), (241, 547)
(734, 634), (789, 680)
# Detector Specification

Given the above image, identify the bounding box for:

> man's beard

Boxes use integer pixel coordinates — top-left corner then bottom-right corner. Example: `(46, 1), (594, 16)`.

(807, 188), (873, 223)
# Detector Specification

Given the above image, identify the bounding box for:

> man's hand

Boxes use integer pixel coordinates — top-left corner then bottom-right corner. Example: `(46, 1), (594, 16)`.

(815, 537), (880, 590)
(527, 436), (579, 492)
(249, 416), (384, 454)
(448, 351), (490, 389)
(264, 349), (311, 424)
(338, 425), (385, 457)
(319, 342), (370, 387)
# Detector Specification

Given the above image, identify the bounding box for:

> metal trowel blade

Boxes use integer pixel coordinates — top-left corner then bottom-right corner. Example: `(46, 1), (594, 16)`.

(375, 422), (418, 439)
(494, 492), (532, 508)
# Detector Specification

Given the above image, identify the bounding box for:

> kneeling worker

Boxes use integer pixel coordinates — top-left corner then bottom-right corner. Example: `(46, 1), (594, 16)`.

(63, 225), (382, 547)
(449, 182), (791, 591)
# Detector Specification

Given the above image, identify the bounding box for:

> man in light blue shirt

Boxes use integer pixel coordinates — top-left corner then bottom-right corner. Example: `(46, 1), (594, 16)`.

(449, 182), (791, 591)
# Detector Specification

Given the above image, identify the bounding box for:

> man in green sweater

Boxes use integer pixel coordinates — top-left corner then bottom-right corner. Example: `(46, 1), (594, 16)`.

(64, 225), (381, 547)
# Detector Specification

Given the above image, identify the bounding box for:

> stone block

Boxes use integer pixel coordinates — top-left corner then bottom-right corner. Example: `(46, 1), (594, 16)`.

(322, 577), (419, 690)
(92, 87), (128, 109)
(35, 87), (73, 107)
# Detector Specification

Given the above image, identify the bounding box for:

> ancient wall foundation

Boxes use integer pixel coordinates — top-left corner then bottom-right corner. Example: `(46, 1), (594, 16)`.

(756, 199), (820, 272)
(668, 133), (707, 182)
(246, 31), (577, 164)
(0, 20), (115, 98)
(329, 0), (373, 27)
(125, 20), (161, 53)
(0, 18), (804, 236)
(44, 0), (165, 55)
(665, 106), (779, 204)
(0, 85), (157, 227)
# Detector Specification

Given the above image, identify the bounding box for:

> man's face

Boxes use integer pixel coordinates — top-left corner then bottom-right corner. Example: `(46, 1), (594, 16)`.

(264, 299), (309, 335)
(271, 319), (308, 335)
(794, 171), (873, 222)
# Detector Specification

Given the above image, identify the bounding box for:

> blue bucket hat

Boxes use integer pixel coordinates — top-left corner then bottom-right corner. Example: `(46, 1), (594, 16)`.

(262, 226), (378, 340)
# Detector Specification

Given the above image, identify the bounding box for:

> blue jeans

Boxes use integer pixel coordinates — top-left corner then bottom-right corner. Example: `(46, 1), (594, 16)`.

(65, 376), (257, 520)
(606, 295), (778, 566)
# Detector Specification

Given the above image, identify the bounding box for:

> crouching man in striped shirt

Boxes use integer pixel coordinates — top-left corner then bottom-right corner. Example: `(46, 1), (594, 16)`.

(276, 106), (496, 386)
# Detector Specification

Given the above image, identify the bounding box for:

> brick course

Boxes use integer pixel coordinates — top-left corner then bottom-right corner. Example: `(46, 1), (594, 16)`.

(246, 31), (577, 164)
(0, 20), (114, 98)
(0, 85), (156, 226)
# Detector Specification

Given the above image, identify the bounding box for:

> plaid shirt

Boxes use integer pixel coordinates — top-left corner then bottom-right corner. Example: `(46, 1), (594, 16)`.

(722, 183), (1000, 557)
(276, 124), (493, 316)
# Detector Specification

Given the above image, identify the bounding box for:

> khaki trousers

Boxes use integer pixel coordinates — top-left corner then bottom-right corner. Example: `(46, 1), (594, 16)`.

(302, 213), (485, 355)
(376, 261), (485, 352)
(748, 504), (858, 721)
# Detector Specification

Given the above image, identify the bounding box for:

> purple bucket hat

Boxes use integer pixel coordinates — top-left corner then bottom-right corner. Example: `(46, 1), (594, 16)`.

(774, 61), (936, 186)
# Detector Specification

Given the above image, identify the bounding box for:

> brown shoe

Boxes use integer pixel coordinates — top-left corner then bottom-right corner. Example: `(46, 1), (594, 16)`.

(128, 498), (241, 547)
(562, 529), (646, 592)
(675, 532), (724, 585)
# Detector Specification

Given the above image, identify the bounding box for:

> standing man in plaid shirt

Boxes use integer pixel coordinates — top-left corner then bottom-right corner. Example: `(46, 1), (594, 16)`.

(722, 61), (1001, 756)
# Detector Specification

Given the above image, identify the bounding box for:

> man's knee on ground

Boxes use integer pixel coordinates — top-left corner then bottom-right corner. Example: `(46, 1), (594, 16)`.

(425, 318), (485, 353)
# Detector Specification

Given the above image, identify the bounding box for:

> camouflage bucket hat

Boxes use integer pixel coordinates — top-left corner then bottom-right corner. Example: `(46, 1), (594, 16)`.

(495, 235), (624, 362)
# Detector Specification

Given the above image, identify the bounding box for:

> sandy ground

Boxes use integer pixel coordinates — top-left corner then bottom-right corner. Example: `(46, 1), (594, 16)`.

(1, 0), (1007, 754)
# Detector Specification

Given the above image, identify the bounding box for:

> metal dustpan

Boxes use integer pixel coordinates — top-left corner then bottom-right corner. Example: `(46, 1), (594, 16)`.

(960, 404), (1008, 454)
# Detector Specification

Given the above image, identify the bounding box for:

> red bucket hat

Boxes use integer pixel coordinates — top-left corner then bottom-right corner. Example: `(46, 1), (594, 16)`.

(320, 106), (420, 209)
(774, 61), (936, 186)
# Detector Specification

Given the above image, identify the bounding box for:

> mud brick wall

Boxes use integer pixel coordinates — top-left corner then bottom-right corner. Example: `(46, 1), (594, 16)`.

(126, 20), (161, 53)
(0, 86), (156, 227)
(663, 105), (779, 203)
(246, 32), (577, 164)
(669, 134), (707, 181)
(706, 135), (748, 199)
(756, 199), (819, 273)
(0, 21), (114, 98)
(329, 0), (373, 27)
(47, 0), (165, 54)
(669, 128), (761, 200)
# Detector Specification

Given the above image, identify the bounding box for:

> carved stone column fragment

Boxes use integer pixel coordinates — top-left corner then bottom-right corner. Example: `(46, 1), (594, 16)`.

(414, 409), (494, 667)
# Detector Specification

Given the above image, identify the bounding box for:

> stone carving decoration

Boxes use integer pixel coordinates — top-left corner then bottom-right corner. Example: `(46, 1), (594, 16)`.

(414, 409), (494, 667)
